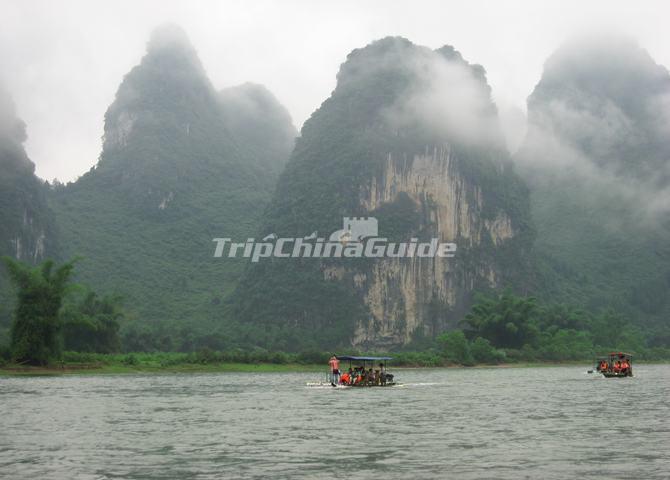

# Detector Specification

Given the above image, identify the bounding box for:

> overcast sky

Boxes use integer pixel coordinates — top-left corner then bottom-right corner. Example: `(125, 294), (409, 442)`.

(1, 0), (668, 182)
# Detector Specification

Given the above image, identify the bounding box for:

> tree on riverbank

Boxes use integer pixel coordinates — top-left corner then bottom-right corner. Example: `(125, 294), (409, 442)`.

(2, 257), (75, 365)
(453, 290), (660, 362)
(1, 257), (123, 364)
(60, 290), (123, 353)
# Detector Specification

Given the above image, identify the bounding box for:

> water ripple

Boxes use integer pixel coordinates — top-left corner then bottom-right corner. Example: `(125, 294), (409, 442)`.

(1, 366), (669, 479)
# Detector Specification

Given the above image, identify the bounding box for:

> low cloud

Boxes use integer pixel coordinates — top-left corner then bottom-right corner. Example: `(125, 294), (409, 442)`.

(515, 33), (670, 225)
(379, 44), (504, 147)
(0, 85), (27, 146)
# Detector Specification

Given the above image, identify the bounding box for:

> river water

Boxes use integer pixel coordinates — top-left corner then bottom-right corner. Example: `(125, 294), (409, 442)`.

(1, 365), (668, 479)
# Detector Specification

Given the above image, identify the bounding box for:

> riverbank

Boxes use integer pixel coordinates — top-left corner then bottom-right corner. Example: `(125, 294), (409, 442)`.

(0, 361), (326, 376)
(0, 360), (655, 376)
(1, 352), (666, 376)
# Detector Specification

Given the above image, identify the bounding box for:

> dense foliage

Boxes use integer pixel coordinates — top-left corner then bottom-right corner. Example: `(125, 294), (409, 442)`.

(60, 290), (123, 353)
(434, 290), (668, 365)
(1, 258), (123, 365)
(2, 257), (75, 365)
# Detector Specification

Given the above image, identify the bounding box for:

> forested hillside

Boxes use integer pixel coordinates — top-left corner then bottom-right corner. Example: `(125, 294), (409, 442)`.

(48, 25), (296, 348)
(2, 28), (669, 354)
(516, 34), (670, 346)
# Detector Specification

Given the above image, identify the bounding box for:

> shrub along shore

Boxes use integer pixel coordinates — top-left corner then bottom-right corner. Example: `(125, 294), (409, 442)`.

(2, 258), (669, 375)
(1, 350), (668, 376)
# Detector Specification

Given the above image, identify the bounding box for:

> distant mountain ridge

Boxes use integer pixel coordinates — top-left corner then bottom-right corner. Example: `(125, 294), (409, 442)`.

(2, 28), (669, 352)
(516, 34), (670, 340)
(48, 25), (296, 345)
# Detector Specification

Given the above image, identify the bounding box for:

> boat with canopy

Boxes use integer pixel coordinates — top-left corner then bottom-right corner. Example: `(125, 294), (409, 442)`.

(593, 352), (633, 378)
(307, 355), (397, 387)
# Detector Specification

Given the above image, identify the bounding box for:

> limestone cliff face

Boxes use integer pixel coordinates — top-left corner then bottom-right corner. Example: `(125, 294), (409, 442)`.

(338, 146), (515, 348)
(235, 37), (533, 351)
(9, 209), (47, 262)
(361, 147), (513, 245)
(0, 87), (54, 263)
(0, 87), (55, 334)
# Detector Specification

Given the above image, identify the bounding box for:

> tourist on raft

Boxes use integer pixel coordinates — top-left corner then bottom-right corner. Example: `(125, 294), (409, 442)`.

(328, 356), (340, 386)
(336, 364), (389, 386)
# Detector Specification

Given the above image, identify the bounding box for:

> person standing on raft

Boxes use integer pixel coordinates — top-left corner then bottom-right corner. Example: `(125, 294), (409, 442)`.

(328, 356), (340, 386)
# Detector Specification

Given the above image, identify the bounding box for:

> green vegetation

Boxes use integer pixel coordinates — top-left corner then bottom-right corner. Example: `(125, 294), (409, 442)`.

(0, 351), (326, 375)
(1, 258), (122, 365)
(0, 86), (58, 346)
(60, 290), (123, 353)
(2, 32), (669, 360)
(433, 291), (670, 365)
(2, 346), (667, 376)
(45, 25), (296, 342)
(3, 264), (665, 373)
(2, 257), (75, 365)
(516, 35), (670, 344)
(232, 37), (534, 349)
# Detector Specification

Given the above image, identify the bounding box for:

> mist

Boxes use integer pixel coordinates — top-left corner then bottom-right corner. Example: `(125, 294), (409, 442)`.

(378, 43), (503, 147)
(0, 86), (26, 147)
(1, 0), (669, 182)
(516, 33), (670, 223)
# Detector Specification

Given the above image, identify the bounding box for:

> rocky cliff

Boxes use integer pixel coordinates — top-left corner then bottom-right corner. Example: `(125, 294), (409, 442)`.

(0, 88), (53, 262)
(352, 146), (516, 347)
(0, 86), (56, 341)
(233, 37), (533, 350)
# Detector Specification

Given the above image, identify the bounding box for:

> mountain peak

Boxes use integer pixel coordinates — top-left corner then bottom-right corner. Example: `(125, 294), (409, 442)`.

(533, 32), (670, 109)
(218, 82), (297, 173)
(138, 24), (205, 76)
(323, 37), (501, 147)
(336, 36), (422, 88)
(525, 32), (670, 183)
(147, 24), (195, 54)
(100, 24), (214, 159)
(0, 86), (32, 173)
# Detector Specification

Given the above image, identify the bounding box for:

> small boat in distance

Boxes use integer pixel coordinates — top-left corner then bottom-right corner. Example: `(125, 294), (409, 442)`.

(594, 352), (633, 378)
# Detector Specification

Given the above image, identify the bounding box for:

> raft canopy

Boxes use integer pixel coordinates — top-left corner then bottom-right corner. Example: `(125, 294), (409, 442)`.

(336, 355), (393, 361)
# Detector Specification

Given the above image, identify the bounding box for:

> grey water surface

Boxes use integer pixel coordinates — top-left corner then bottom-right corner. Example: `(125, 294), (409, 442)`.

(1, 365), (669, 479)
